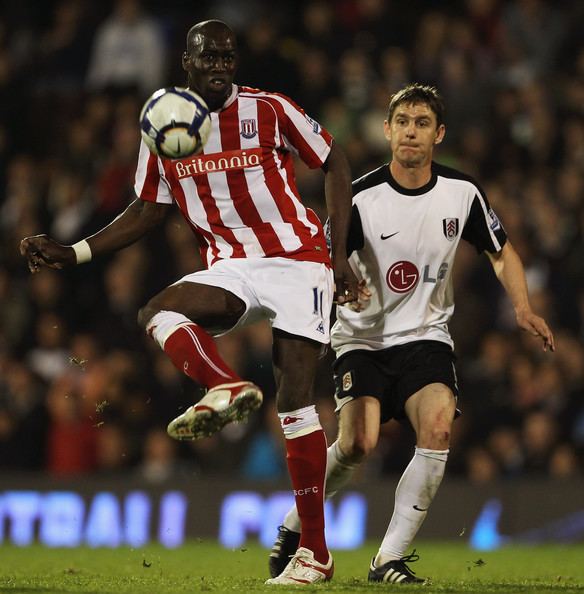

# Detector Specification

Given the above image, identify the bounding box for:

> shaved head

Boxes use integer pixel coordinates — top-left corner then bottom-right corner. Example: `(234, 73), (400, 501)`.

(186, 20), (236, 53)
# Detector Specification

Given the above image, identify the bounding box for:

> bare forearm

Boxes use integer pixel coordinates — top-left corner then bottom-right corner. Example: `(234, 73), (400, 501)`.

(488, 241), (555, 351)
(323, 142), (353, 260)
(488, 242), (531, 313)
(86, 199), (169, 257)
(321, 142), (359, 303)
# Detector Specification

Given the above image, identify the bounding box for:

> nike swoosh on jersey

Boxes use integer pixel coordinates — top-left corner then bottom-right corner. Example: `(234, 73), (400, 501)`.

(380, 232), (399, 240)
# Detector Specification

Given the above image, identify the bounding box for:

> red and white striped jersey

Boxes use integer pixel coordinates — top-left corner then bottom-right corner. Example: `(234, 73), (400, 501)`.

(134, 84), (332, 268)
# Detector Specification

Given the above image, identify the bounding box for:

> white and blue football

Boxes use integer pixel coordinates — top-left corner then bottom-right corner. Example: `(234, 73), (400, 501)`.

(140, 87), (212, 159)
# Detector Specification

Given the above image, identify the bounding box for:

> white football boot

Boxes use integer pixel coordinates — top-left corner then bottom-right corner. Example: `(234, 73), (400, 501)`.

(167, 381), (263, 440)
(265, 547), (334, 585)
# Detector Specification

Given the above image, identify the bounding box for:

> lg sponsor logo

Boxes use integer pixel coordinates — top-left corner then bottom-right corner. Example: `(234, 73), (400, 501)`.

(386, 261), (419, 293)
(386, 261), (449, 293)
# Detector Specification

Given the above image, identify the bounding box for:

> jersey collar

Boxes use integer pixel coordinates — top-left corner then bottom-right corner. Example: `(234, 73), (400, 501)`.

(384, 162), (438, 196)
(217, 84), (238, 111)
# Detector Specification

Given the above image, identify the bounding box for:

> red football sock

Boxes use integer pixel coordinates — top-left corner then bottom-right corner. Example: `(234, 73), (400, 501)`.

(285, 428), (329, 563)
(163, 324), (240, 389)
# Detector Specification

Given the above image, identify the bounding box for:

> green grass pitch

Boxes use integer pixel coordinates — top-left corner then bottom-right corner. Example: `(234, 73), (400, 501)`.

(0, 541), (583, 593)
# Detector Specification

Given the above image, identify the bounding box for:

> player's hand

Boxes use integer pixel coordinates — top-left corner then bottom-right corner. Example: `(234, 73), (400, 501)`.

(342, 279), (371, 312)
(19, 234), (76, 274)
(516, 309), (555, 352)
(332, 257), (360, 306)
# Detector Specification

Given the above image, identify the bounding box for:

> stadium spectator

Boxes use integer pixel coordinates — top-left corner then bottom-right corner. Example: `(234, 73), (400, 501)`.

(465, 446), (499, 485)
(499, 0), (567, 79)
(27, 311), (70, 382)
(241, 400), (287, 481)
(0, 266), (30, 350)
(271, 83), (554, 584)
(86, 0), (166, 96)
(137, 427), (188, 483)
(19, 19), (359, 586)
(45, 372), (99, 475)
(298, 1), (344, 60)
(292, 48), (338, 120)
(487, 426), (524, 478)
(34, 0), (93, 96)
(0, 358), (47, 469)
(94, 423), (131, 476)
(94, 113), (142, 219)
(236, 18), (297, 97)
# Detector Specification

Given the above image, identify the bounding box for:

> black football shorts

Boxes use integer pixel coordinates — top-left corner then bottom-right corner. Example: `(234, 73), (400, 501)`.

(333, 340), (459, 423)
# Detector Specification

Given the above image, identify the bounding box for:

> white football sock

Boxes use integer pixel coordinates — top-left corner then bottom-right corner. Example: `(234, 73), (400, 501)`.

(282, 440), (359, 533)
(375, 447), (448, 566)
(146, 310), (192, 348)
(278, 405), (321, 438)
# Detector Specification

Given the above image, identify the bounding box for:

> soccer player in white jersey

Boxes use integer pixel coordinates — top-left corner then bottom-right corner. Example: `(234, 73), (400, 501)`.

(20, 20), (359, 585)
(270, 83), (555, 584)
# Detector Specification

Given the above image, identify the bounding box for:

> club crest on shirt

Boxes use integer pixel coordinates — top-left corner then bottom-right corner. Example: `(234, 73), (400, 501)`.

(240, 119), (257, 139)
(342, 371), (353, 391)
(442, 218), (459, 241)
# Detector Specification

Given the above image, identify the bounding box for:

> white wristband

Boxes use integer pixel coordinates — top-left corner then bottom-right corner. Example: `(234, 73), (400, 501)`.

(71, 240), (92, 264)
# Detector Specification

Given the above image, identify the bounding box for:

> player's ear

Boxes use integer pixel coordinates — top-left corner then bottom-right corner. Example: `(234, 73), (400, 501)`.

(182, 51), (190, 71)
(383, 120), (391, 142)
(434, 124), (446, 145)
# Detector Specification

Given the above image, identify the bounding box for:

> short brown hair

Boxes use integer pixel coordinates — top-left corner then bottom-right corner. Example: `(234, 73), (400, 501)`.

(387, 84), (445, 127)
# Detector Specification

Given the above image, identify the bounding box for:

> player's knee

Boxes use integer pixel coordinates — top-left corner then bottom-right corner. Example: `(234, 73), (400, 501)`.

(137, 302), (157, 330)
(417, 422), (452, 450)
(339, 432), (375, 463)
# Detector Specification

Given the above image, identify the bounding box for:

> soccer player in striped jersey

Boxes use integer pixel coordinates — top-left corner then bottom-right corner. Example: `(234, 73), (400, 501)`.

(270, 83), (555, 584)
(20, 20), (359, 585)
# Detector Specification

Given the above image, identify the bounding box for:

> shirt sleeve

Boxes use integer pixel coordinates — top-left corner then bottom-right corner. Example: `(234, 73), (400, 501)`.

(269, 94), (333, 168)
(133, 140), (173, 204)
(462, 191), (508, 253)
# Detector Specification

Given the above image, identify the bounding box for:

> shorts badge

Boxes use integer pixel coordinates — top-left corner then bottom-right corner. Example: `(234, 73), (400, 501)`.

(342, 371), (353, 391)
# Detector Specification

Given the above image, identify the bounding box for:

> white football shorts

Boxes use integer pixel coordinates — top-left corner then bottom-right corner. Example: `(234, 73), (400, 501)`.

(174, 257), (334, 344)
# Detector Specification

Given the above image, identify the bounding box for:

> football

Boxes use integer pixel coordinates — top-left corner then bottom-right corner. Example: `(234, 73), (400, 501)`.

(139, 87), (212, 159)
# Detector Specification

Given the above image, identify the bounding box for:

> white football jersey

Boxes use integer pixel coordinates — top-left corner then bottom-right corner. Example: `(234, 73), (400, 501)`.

(331, 162), (507, 356)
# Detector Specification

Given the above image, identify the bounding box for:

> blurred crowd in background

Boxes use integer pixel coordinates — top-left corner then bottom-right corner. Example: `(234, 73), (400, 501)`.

(1, 0), (584, 486)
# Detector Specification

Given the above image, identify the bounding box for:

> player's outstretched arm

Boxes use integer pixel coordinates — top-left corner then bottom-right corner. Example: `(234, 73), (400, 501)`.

(20, 199), (171, 274)
(487, 241), (555, 352)
(322, 142), (359, 305)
